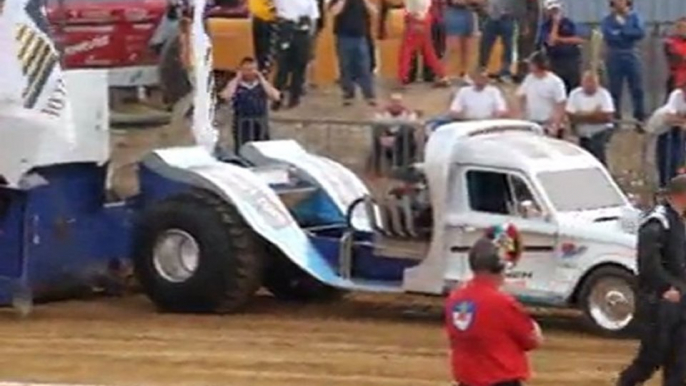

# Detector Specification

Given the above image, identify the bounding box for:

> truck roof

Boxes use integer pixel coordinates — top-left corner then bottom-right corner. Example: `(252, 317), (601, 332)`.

(432, 120), (602, 174)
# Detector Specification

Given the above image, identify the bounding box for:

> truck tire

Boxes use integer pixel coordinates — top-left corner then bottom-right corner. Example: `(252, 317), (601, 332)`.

(263, 253), (343, 302)
(133, 191), (264, 313)
(577, 266), (637, 337)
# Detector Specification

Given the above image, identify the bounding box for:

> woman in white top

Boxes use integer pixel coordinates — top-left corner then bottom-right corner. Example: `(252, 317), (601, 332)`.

(516, 52), (567, 137)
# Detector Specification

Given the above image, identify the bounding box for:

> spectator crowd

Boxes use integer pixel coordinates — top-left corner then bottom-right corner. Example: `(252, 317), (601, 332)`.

(210, 0), (686, 187)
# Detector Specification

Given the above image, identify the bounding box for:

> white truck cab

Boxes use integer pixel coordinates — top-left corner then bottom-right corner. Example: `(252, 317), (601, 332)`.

(395, 120), (639, 335)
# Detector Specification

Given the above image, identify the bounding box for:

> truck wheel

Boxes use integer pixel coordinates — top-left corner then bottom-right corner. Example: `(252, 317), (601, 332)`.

(578, 266), (637, 337)
(134, 191), (264, 313)
(264, 253), (343, 302)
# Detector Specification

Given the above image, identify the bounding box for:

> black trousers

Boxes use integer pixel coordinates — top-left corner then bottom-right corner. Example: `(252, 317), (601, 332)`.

(273, 22), (311, 103)
(617, 294), (686, 386)
(232, 116), (270, 153)
(252, 18), (275, 74)
(550, 55), (581, 93)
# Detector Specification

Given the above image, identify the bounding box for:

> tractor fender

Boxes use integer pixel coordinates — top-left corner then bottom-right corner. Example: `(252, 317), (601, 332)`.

(140, 147), (346, 288)
(239, 141), (372, 230)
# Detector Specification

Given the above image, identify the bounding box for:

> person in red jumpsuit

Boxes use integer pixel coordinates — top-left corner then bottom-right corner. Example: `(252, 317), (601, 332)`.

(445, 234), (543, 386)
(398, 0), (449, 86)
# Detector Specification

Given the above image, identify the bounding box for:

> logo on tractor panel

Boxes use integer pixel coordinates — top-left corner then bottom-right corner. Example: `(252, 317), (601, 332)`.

(217, 171), (293, 230)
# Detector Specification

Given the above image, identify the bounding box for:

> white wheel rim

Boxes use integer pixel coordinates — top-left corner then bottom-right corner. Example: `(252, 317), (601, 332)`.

(152, 229), (200, 283)
(588, 276), (635, 332)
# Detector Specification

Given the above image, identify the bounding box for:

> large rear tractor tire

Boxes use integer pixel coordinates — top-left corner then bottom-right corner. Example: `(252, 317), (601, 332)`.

(263, 252), (344, 302)
(133, 191), (264, 313)
(577, 266), (637, 337)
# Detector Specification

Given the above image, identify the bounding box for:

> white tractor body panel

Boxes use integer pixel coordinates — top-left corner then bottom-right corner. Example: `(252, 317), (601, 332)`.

(240, 140), (372, 230)
(0, 0), (109, 187)
(142, 147), (354, 289)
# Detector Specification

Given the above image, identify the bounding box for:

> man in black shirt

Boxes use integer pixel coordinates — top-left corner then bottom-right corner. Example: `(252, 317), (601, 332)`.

(330, 0), (377, 106)
(617, 175), (686, 386)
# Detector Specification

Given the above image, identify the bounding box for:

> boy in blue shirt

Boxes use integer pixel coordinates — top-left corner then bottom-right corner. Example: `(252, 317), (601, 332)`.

(601, 0), (645, 123)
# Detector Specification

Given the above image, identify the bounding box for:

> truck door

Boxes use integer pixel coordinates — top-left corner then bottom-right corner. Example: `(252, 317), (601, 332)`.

(447, 167), (559, 299)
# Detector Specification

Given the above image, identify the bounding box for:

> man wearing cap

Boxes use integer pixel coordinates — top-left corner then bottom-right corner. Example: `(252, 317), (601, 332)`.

(446, 235), (543, 386)
(616, 175), (686, 386)
(536, 0), (583, 93)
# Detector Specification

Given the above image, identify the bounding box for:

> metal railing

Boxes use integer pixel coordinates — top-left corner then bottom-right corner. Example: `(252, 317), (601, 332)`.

(215, 115), (661, 203)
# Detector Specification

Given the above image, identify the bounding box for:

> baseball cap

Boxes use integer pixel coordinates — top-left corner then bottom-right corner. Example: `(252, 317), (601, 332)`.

(665, 174), (686, 195)
(544, 0), (562, 10)
(468, 238), (506, 274)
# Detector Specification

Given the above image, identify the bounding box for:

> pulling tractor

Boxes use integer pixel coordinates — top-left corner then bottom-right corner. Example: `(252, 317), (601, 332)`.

(131, 120), (643, 337)
(0, 0), (640, 338)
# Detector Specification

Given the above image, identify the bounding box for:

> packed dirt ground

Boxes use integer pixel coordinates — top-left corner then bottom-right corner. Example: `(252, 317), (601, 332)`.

(3, 83), (650, 386)
(0, 293), (652, 386)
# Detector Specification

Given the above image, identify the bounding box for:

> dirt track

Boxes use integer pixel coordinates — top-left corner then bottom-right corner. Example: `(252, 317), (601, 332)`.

(0, 293), (653, 386)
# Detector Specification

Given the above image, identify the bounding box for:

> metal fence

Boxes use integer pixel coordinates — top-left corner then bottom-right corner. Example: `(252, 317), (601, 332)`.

(220, 116), (426, 177)
(215, 115), (658, 203)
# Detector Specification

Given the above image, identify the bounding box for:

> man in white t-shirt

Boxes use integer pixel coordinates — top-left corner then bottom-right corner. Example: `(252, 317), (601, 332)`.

(516, 52), (567, 137)
(566, 71), (615, 164)
(448, 70), (509, 120)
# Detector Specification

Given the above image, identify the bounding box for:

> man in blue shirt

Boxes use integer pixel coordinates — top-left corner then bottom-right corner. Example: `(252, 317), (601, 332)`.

(601, 0), (646, 122)
(536, 0), (583, 92)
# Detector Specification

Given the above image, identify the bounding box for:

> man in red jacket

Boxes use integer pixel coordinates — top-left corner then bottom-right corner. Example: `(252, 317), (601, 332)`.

(445, 236), (543, 386)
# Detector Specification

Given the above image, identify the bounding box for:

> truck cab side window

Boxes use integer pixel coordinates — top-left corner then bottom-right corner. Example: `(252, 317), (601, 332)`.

(466, 170), (511, 215)
(466, 170), (541, 218)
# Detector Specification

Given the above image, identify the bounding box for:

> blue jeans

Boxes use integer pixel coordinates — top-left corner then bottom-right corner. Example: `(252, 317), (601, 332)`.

(657, 127), (686, 187)
(579, 129), (613, 166)
(606, 50), (645, 121)
(335, 36), (375, 99)
(478, 16), (515, 75)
